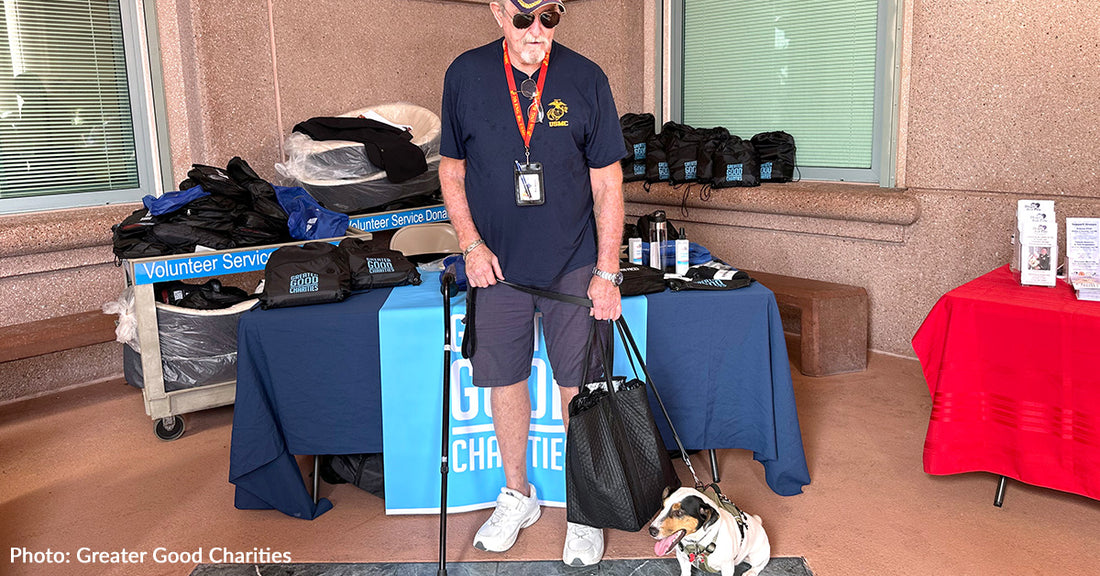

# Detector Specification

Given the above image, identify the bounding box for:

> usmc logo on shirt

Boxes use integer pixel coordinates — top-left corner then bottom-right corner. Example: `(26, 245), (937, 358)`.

(547, 99), (569, 127)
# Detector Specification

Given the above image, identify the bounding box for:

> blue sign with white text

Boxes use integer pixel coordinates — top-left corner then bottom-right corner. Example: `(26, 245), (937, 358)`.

(349, 205), (449, 233)
(378, 275), (647, 514)
(130, 249), (277, 285)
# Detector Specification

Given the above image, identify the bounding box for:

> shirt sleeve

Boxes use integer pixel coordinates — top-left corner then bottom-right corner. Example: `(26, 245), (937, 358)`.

(584, 68), (627, 169)
(439, 62), (465, 160)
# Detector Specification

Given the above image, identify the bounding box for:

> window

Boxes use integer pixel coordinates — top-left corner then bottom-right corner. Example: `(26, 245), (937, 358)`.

(0, 0), (155, 213)
(673, 0), (901, 185)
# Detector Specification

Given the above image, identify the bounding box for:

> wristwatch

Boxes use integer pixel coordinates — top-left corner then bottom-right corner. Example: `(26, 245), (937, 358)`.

(592, 266), (623, 286)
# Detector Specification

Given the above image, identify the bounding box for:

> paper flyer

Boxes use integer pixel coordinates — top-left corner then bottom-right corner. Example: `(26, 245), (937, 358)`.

(1066, 217), (1100, 280)
(1016, 200), (1057, 286)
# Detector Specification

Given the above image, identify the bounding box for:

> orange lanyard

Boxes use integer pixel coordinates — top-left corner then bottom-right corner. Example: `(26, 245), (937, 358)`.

(503, 40), (549, 156)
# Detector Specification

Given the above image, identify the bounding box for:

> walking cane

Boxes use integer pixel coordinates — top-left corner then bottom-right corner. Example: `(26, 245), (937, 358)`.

(438, 264), (457, 576)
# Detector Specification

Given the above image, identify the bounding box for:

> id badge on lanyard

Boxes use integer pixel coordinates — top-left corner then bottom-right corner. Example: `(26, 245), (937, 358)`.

(504, 41), (549, 207)
(515, 161), (544, 205)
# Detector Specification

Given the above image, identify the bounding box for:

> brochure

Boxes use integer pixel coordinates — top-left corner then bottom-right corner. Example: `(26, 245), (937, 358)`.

(1066, 217), (1100, 280)
(1071, 276), (1100, 302)
(1016, 200), (1057, 287)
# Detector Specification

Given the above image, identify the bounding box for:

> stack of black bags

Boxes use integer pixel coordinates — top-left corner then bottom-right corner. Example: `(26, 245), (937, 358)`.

(619, 113), (796, 188)
(111, 157), (293, 262)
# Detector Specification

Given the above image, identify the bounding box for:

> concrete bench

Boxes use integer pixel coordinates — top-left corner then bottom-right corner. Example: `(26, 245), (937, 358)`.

(0, 310), (117, 363)
(742, 270), (869, 377)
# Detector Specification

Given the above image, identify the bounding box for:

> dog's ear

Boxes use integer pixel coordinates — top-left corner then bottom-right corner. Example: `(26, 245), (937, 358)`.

(662, 486), (672, 500)
(698, 502), (718, 530)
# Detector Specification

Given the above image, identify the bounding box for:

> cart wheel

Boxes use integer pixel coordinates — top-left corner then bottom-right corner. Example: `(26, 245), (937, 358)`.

(154, 416), (186, 441)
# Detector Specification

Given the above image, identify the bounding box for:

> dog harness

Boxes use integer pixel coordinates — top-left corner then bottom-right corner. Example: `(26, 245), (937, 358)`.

(678, 486), (750, 573)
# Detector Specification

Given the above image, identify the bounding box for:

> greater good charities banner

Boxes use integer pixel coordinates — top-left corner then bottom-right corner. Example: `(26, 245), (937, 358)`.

(378, 272), (647, 514)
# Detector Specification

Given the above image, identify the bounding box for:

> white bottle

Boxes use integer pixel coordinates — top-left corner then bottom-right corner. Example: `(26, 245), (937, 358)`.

(629, 237), (643, 265)
(675, 228), (690, 275)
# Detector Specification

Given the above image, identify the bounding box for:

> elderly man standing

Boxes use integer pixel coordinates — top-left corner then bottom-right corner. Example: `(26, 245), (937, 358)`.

(438, 0), (626, 567)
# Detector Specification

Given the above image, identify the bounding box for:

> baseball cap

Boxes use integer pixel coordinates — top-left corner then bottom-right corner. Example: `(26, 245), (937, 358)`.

(509, 0), (566, 14)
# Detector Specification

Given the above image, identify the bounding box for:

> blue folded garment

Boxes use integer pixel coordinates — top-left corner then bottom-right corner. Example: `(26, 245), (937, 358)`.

(274, 186), (349, 240)
(142, 185), (209, 216)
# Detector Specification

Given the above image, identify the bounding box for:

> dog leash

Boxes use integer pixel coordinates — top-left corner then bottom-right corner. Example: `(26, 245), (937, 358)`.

(468, 279), (715, 491)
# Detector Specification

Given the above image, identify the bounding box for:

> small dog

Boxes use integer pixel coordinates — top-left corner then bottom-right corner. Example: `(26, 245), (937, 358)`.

(649, 486), (770, 576)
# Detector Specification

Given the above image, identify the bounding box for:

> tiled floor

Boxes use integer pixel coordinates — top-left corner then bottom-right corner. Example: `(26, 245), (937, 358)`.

(190, 557), (812, 576)
(3, 351), (1099, 576)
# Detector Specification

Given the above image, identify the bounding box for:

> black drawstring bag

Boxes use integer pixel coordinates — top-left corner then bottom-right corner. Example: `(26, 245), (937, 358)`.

(154, 279), (253, 310)
(620, 113), (655, 182)
(566, 318), (681, 532)
(712, 136), (760, 188)
(320, 454), (385, 498)
(338, 237), (422, 291)
(750, 131), (796, 183)
(660, 122), (711, 184)
(618, 259), (666, 297)
(260, 242), (351, 309)
(112, 208), (170, 262)
(668, 259), (753, 291)
(644, 132), (670, 185)
(696, 129), (731, 184)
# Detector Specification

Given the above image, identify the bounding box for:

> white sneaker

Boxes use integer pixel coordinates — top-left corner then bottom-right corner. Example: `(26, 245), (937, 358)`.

(562, 521), (604, 566)
(472, 484), (541, 552)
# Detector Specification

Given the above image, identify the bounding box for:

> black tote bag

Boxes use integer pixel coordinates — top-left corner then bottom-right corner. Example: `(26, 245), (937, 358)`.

(565, 317), (680, 532)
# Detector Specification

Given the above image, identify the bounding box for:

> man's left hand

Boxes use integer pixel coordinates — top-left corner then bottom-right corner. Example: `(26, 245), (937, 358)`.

(587, 275), (622, 320)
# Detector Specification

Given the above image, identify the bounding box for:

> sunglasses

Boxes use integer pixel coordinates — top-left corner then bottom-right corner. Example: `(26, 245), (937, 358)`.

(504, 7), (562, 30)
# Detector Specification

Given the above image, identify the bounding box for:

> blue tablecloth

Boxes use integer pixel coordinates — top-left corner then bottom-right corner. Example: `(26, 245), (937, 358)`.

(229, 280), (809, 519)
(645, 286), (810, 494)
(229, 288), (393, 519)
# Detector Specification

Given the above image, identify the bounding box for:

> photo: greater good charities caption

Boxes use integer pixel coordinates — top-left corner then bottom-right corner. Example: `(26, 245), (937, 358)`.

(10, 546), (291, 565)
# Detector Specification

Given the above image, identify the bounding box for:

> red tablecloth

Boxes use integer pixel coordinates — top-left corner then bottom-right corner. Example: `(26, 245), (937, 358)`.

(912, 265), (1100, 501)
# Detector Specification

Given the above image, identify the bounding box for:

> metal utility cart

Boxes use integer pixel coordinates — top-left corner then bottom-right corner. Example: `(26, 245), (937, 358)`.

(123, 235), (361, 440)
(123, 203), (449, 440)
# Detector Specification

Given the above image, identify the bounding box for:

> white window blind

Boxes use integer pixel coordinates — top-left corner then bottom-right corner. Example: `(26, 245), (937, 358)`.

(0, 0), (140, 200)
(682, 0), (880, 172)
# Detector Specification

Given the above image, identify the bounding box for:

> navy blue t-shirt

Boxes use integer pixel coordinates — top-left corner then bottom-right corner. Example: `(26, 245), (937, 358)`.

(440, 39), (625, 287)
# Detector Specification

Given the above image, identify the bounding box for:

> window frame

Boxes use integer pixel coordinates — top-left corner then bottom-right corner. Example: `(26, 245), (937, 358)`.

(0, 0), (159, 214)
(669, 0), (903, 187)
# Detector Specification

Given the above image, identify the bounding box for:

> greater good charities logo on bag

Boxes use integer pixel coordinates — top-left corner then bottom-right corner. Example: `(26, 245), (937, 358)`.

(289, 272), (319, 294)
(761, 162), (773, 180)
(726, 163), (743, 182)
(633, 142), (646, 161)
(365, 257), (395, 274)
(684, 160), (697, 180)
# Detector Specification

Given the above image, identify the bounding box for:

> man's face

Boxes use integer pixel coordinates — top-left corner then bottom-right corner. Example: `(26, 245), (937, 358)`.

(493, 2), (558, 66)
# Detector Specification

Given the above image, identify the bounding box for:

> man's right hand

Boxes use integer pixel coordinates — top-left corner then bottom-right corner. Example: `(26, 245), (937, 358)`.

(465, 244), (503, 288)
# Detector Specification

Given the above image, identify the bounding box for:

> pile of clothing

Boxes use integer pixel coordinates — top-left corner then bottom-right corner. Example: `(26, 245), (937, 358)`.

(112, 157), (348, 261)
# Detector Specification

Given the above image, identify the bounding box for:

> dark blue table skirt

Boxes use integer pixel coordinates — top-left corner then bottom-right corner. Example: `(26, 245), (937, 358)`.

(229, 281), (809, 519)
(645, 287), (810, 495)
(229, 288), (393, 519)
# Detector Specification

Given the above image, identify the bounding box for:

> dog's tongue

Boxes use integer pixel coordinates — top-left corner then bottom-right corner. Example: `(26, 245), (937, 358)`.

(655, 530), (684, 557)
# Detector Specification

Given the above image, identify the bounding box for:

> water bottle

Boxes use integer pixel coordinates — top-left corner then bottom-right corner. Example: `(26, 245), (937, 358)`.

(649, 211), (668, 271)
(675, 228), (690, 275)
